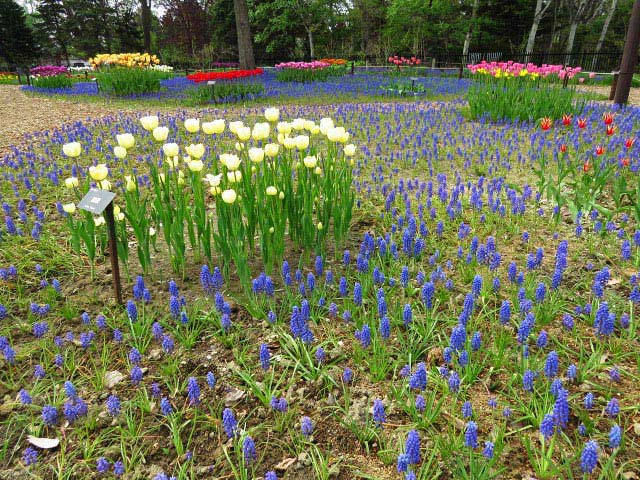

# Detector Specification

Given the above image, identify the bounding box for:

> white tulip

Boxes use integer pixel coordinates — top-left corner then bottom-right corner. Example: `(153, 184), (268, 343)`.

(202, 119), (225, 134)
(303, 156), (317, 168)
(64, 177), (79, 189)
(295, 135), (309, 150)
(89, 164), (108, 181)
(62, 203), (76, 214)
(152, 126), (169, 142)
(264, 143), (279, 158)
(62, 142), (81, 158)
(264, 107), (280, 122)
(186, 143), (205, 159)
(116, 133), (135, 149)
(163, 143), (179, 157)
(221, 189), (237, 204)
(140, 115), (159, 131)
(248, 147), (264, 163)
(184, 118), (200, 133)
(113, 146), (127, 159)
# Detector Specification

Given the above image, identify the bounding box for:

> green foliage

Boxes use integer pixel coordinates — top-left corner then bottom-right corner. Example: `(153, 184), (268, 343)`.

(94, 68), (171, 96)
(467, 76), (584, 123)
(31, 74), (73, 89)
(0, 0), (37, 66)
(185, 81), (264, 105)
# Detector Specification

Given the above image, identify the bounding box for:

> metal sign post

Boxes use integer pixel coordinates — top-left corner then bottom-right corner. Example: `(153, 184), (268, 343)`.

(78, 188), (122, 305)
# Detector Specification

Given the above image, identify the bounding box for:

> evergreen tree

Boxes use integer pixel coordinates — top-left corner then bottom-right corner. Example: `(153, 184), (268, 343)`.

(0, 0), (37, 66)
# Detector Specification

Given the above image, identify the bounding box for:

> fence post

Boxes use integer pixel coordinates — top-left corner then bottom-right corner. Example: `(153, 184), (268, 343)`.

(610, 72), (620, 101)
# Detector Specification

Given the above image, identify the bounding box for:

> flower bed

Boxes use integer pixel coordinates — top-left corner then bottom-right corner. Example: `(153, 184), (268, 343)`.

(90, 52), (160, 69)
(275, 61), (347, 82)
(186, 68), (264, 83)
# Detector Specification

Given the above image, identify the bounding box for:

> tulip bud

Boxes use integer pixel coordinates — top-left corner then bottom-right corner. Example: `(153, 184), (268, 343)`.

(149, 227), (156, 236)
(64, 177), (79, 189)
(221, 189), (237, 204)
(269, 227), (275, 234)
(303, 156), (317, 168)
(125, 175), (136, 192)
(317, 222), (323, 230)
(62, 203), (76, 214)
(279, 191), (285, 199)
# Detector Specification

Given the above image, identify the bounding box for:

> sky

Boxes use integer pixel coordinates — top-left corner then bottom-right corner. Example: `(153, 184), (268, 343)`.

(16, 0), (165, 16)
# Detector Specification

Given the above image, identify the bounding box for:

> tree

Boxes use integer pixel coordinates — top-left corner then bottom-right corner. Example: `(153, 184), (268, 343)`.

(563, 0), (605, 63)
(595, 0), (618, 53)
(234, 0), (255, 68)
(141, 0), (152, 51)
(463, 0), (480, 56)
(0, 0), (37, 67)
(525, 0), (554, 55)
(35, 0), (72, 63)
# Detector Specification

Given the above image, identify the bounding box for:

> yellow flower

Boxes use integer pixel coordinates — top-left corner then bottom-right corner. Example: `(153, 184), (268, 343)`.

(188, 159), (204, 172)
(89, 164), (108, 181)
(162, 143), (179, 157)
(317, 222), (323, 230)
(283, 137), (296, 149)
(264, 107), (280, 122)
(236, 126), (251, 142)
(264, 143), (279, 158)
(62, 142), (82, 158)
(221, 189), (237, 204)
(116, 133), (135, 149)
(294, 135), (309, 150)
(140, 115), (159, 131)
(303, 156), (317, 168)
(204, 173), (222, 187)
(227, 170), (242, 183)
(248, 147), (264, 163)
(186, 143), (205, 159)
(202, 119), (225, 134)
(229, 121), (244, 134)
(113, 146), (127, 159)
(291, 118), (305, 130)
(152, 126), (169, 142)
(125, 175), (136, 192)
(319, 118), (334, 135)
(220, 153), (241, 171)
(344, 144), (357, 157)
(184, 118), (200, 133)
(64, 177), (79, 189)
(266, 186), (278, 196)
(62, 203), (76, 214)
(277, 122), (292, 135)
(252, 122), (270, 140)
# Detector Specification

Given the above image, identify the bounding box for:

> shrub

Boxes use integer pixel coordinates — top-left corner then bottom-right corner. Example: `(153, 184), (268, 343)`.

(186, 81), (264, 105)
(31, 74), (73, 89)
(94, 68), (172, 96)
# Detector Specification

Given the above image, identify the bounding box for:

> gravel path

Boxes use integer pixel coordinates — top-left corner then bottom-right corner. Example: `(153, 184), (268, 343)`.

(0, 85), (118, 155)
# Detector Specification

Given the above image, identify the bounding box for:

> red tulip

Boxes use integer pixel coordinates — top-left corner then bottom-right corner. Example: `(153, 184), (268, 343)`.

(622, 158), (630, 167)
(560, 144), (567, 153)
(577, 118), (587, 129)
(625, 137), (635, 149)
(583, 162), (591, 172)
(540, 117), (552, 131)
(595, 145), (605, 155)
(562, 114), (572, 126)
(603, 112), (614, 125)
(606, 125), (615, 136)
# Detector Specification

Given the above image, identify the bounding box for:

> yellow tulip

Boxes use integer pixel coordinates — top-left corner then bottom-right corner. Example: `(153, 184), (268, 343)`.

(188, 160), (204, 172)
(252, 122), (270, 140)
(62, 203), (76, 214)
(248, 147), (264, 163)
(184, 118), (200, 133)
(220, 153), (241, 171)
(152, 126), (169, 142)
(186, 143), (205, 159)
(221, 189), (237, 204)
(229, 121), (244, 134)
(303, 156), (317, 168)
(266, 186), (278, 196)
(264, 143), (279, 158)
(64, 177), (79, 189)
(162, 143), (179, 157)
(113, 146), (127, 159)
(116, 133), (135, 149)
(344, 144), (357, 157)
(294, 135), (309, 150)
(236, 126), (251, 142)
(227, 170), (242, 183)
(202, 119), (225, 134)
(89, 164), (108, 181)
(125, 175), (136, 192)
(62, 142), (82, 158)
(264, 107), (280, 122)
(140, 115), (159, 131)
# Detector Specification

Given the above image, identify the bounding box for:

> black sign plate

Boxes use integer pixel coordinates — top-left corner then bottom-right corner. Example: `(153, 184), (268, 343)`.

(77, 188), (115, 215)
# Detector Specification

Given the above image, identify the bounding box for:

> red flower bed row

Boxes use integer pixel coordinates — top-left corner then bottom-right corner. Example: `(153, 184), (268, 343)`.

(187, 68), (264, 83)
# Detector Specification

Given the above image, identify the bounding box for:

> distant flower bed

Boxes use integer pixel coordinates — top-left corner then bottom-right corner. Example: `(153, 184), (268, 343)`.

(275, 61), (330, 70)
(467, 61), (582, 80)
(151, 64), (174, 73)
(319, 58), (348, 66)
(275, 61), (347, 82)
(187, 68), (264, 83)
(388, 55), (421, 67)
(95, 68), (173, 96)
(90, 53), (160, 69)
(211, 61), (240, 68)
(0, 72), (18, 84)
(30, 65), (69, 77)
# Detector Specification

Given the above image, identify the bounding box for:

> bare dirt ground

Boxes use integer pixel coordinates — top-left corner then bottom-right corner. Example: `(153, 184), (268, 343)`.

(0, 85), (119, 155)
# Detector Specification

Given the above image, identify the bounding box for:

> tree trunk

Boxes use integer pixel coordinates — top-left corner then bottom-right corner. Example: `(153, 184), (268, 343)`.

(596, 0), (617, 53)
(462, 0), (480, 57)
(234, 0), (255, 69)
(526, 0), (551, 56)
(565, 20), (578, 65)
(308, 29), (315, 59)
(141, 0), (152, 52)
